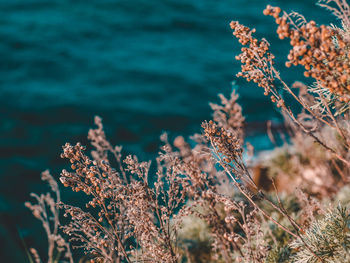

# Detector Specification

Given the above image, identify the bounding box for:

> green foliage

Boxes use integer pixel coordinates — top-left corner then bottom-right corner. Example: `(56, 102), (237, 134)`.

(176, 214), (213, 262)
(265, 246), (292, 263)
(291, 205), (350, 263)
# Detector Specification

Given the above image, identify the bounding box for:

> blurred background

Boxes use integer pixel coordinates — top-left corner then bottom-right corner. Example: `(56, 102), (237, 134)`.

(0, 0), (335, 261)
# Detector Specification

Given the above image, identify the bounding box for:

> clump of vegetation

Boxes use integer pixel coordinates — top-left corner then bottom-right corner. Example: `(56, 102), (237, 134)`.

(25, 0), (350, 262)
(291, 205), (350, 262)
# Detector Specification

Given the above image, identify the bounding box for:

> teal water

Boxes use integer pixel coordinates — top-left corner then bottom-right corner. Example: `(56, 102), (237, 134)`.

(0, 0), (335, 261)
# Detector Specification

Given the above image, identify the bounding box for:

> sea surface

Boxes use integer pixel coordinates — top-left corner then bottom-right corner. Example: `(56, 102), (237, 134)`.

(0, 0), (335, 261)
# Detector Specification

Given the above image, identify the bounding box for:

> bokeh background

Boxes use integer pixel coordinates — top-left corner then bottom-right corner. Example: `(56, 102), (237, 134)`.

(0, 0), (335, 261)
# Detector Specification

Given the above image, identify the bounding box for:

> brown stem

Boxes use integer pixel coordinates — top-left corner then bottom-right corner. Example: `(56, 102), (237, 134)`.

(282, 105), (350, 166)
(271, 181), (325, 263)
(110, 147), (129, 184)
(209, 138), (298, 238)
(331, 158), (348, 182)
(272, 68), (334, 128)
(101, 201), (131, 263)
(319, 93), (350, 148)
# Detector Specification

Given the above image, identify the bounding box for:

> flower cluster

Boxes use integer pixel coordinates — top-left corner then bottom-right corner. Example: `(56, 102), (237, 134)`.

(264, 5), (350, 101)
(202, 120), (242, 164)
(230, 21), (276, 96)
(25, 171), (73, 263)
(209, 90), (245, 144)
(58, 118), (190, 263)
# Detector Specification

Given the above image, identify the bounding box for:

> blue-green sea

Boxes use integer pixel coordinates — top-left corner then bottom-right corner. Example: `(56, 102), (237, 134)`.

(0, 0), (336, 261)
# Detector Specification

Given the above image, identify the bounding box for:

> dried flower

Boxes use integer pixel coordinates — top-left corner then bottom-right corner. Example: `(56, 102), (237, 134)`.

(264, 4), (350, 101)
